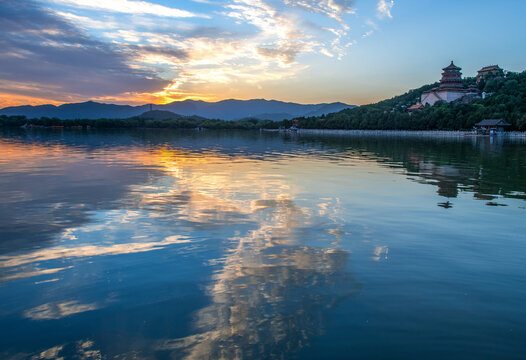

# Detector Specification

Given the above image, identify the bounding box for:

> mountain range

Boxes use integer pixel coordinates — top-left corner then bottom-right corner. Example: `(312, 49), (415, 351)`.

(0, 99), (354, 121)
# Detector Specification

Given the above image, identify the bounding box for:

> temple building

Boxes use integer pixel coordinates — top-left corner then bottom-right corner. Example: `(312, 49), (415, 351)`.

(474, 119), (510, 134)
(476, 65), (504, 84)
(420, 61), (478, 106)
(407, 103), (424, 113)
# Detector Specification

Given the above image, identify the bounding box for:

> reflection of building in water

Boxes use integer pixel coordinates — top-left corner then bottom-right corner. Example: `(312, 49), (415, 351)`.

(402, 137), (520, 201)
(409, 157), (463, 198)
(155, 196), (359, 360)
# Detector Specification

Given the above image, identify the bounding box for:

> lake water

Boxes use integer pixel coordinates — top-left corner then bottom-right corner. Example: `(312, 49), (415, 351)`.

(1, 129), (525, 359)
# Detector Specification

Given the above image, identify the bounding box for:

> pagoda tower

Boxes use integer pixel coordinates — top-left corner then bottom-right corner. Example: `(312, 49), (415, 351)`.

(439, 61), (464, 89)
(420, 61), (475, 106)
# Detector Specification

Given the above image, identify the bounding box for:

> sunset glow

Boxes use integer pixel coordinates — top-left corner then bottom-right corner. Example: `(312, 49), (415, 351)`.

(1, 0), (525, 107)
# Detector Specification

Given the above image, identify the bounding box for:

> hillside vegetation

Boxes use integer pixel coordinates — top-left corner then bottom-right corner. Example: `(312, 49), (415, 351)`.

(277, 71), (526, 131)
(1, 71), (524, 131)
(0, 113), (277, 130)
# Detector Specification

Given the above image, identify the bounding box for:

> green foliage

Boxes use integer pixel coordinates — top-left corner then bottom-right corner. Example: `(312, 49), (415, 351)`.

(1, 71), (524, 131)
(268, 71), (526, 131)
(0, 114), (278, 130)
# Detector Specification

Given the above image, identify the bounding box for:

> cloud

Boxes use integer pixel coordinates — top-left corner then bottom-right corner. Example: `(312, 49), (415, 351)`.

(55, 11), (119, 29)
(126, 44), (189, 60)
(0, 0), (170, 100)
(50, 0), (207, 18)
(366, 19), (379, 30)
(224, 0), (301, 40)
(377, 0), (394, 18)
(257, 43), (305, 64)
(1, 0), (386, 105)
(284, 0), (355, 24)
(362, 19), (378, 38)
(95, 20), (312, 103)
(221, 0), (352, 62)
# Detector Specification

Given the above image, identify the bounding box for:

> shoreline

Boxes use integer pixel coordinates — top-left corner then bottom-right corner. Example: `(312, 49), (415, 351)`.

(3, 125), (526, 138)
(264, 129), (526, 138)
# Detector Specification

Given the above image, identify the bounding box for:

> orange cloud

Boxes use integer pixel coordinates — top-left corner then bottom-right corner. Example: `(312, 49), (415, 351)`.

(0, 92), (69, 108)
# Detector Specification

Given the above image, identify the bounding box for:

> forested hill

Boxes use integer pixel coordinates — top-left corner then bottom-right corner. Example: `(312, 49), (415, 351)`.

(1, 71), (524, 131)
(280, 71), (526, 131)
(0, 99), (353, 121)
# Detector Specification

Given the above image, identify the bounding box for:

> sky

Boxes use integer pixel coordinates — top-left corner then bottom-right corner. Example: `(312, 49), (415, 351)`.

(0, 0), (525, 108)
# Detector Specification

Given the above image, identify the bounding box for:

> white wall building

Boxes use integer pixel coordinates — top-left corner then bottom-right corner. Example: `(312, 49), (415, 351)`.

(420, 62), (475, 107)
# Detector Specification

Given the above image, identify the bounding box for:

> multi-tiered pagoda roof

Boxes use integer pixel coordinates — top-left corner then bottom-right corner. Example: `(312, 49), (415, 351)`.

(439, 61), (464, 89)
(419, 61), (480, 107)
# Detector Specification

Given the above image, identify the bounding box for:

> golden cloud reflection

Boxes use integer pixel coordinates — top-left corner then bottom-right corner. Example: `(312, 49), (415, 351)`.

(132, 160), (361, 359)
(24, 301), (99, 320)
(0, 141), (83, 168)
(159, 249), (358, 359)
(372, 246), (389, 261)
(126, 147), (297, 224)
(1, 266), (72, 283)
(0, 144), (259, 283)
(0, 235), (190, 268)
(31, 345), (64, 360)
(3, 142), (358, 358)
(28, 340), (103, 360)
(93, 146), (356, 358)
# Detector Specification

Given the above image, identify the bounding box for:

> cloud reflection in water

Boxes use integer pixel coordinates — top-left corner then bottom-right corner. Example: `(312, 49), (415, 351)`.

(1, 131), (526, 359)
(150, 175), (359, 359)
(1, 136), (364, 358)
(24, 301), (99, 320)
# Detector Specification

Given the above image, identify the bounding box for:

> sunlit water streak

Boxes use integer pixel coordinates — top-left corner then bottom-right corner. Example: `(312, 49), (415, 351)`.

(0, 129), (525, 359)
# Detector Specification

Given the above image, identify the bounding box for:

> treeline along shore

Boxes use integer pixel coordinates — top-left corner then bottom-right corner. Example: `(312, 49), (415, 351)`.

(1, 71), (524, 131)
(0, 114), (278, 130)
(281, 70), (525, 131)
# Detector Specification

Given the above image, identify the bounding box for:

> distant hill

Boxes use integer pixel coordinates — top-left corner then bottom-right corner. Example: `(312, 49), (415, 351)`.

(138, 110), (183, 120)
(0, 99), (354, 121)
(0, 101), (149, 120)
(249, 113), (296, 121)
(304, 102), (351, 117)
(160, 99), (354, 120)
